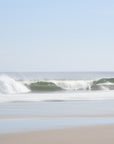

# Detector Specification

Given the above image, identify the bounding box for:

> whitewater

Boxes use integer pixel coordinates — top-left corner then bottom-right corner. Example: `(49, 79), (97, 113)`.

(0, 72), (114, 102)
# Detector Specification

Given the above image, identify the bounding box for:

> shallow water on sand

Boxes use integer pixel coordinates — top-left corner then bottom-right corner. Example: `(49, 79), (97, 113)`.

(0, 101), (114, 118)
(0, 101), (114, 134)
(1, 118), (114, 134)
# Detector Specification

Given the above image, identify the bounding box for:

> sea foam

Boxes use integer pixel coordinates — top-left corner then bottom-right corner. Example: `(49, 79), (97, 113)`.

(0, 75), (114, 94)
(0, 75), (30, 94)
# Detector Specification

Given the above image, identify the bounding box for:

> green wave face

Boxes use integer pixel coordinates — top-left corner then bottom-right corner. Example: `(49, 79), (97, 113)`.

(91, 78), (114, 90)
(26, 81), (63, 92)
(93, 78), (114, 84)
(25, 78), (114, 92)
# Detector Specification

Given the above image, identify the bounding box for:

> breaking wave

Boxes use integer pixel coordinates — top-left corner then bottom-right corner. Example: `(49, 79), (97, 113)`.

(0, 75), (30, 94)
(0, 75), (114, 94)
(26, 78), (114, 92)
(26, 81), (63, 92)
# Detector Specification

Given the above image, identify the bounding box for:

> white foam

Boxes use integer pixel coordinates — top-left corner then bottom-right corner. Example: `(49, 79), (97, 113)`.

(0, 75), (30, 94)
(0, 91), (114, 103)
(50, 80), (93, 90)
(97, 82), (114, 86)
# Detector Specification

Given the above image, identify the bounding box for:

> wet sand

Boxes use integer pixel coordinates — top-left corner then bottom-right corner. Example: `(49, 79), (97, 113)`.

(0, 101), (114, 144)
(0, 124), (114, 144)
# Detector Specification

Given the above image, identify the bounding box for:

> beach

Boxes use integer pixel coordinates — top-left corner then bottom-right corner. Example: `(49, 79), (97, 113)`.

(0, 101), (114, 144)
(0, 73), (114, 143)
(1, 0), (114, 140)
(0, 124), (114, 144)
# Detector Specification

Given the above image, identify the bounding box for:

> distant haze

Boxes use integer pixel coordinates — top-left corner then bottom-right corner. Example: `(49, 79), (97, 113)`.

(0, 0), (114, 72)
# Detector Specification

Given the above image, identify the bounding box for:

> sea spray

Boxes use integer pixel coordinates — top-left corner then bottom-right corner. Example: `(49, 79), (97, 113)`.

(0, 75), (114, 94)
(0, 75), (30, 94)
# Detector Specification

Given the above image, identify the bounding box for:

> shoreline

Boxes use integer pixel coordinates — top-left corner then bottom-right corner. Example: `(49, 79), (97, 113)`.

(0, 124), (114, 144)
(1, 115), (114, 121)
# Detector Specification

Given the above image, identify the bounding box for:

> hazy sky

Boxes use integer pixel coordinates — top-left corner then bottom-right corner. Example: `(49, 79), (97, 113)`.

(0, 0), (114, 72)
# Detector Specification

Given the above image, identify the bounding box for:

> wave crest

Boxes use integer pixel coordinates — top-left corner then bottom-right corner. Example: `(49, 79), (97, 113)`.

(0, 75), (30, 94)
(26, 81), (62, 92)
(1, 76), (114, 94)
(26, 78), (114, 92)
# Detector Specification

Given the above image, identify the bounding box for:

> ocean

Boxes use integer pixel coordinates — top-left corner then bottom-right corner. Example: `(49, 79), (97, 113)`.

(0, 72), (114, 102)
(1, 72), (114, 134)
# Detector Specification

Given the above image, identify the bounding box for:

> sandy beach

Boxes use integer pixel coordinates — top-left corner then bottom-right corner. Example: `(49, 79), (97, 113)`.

(0, 124), (114, 144)
(0, 93), (114, 144)
(1, 0), (114, 140)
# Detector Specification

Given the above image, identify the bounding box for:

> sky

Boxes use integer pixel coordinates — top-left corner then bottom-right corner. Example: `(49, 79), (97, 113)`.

(0, 0), (114, 72)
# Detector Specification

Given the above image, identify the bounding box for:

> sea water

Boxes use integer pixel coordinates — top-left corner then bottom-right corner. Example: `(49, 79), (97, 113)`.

(0, 72), (114, 134)
(0, 72), (114, 102)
